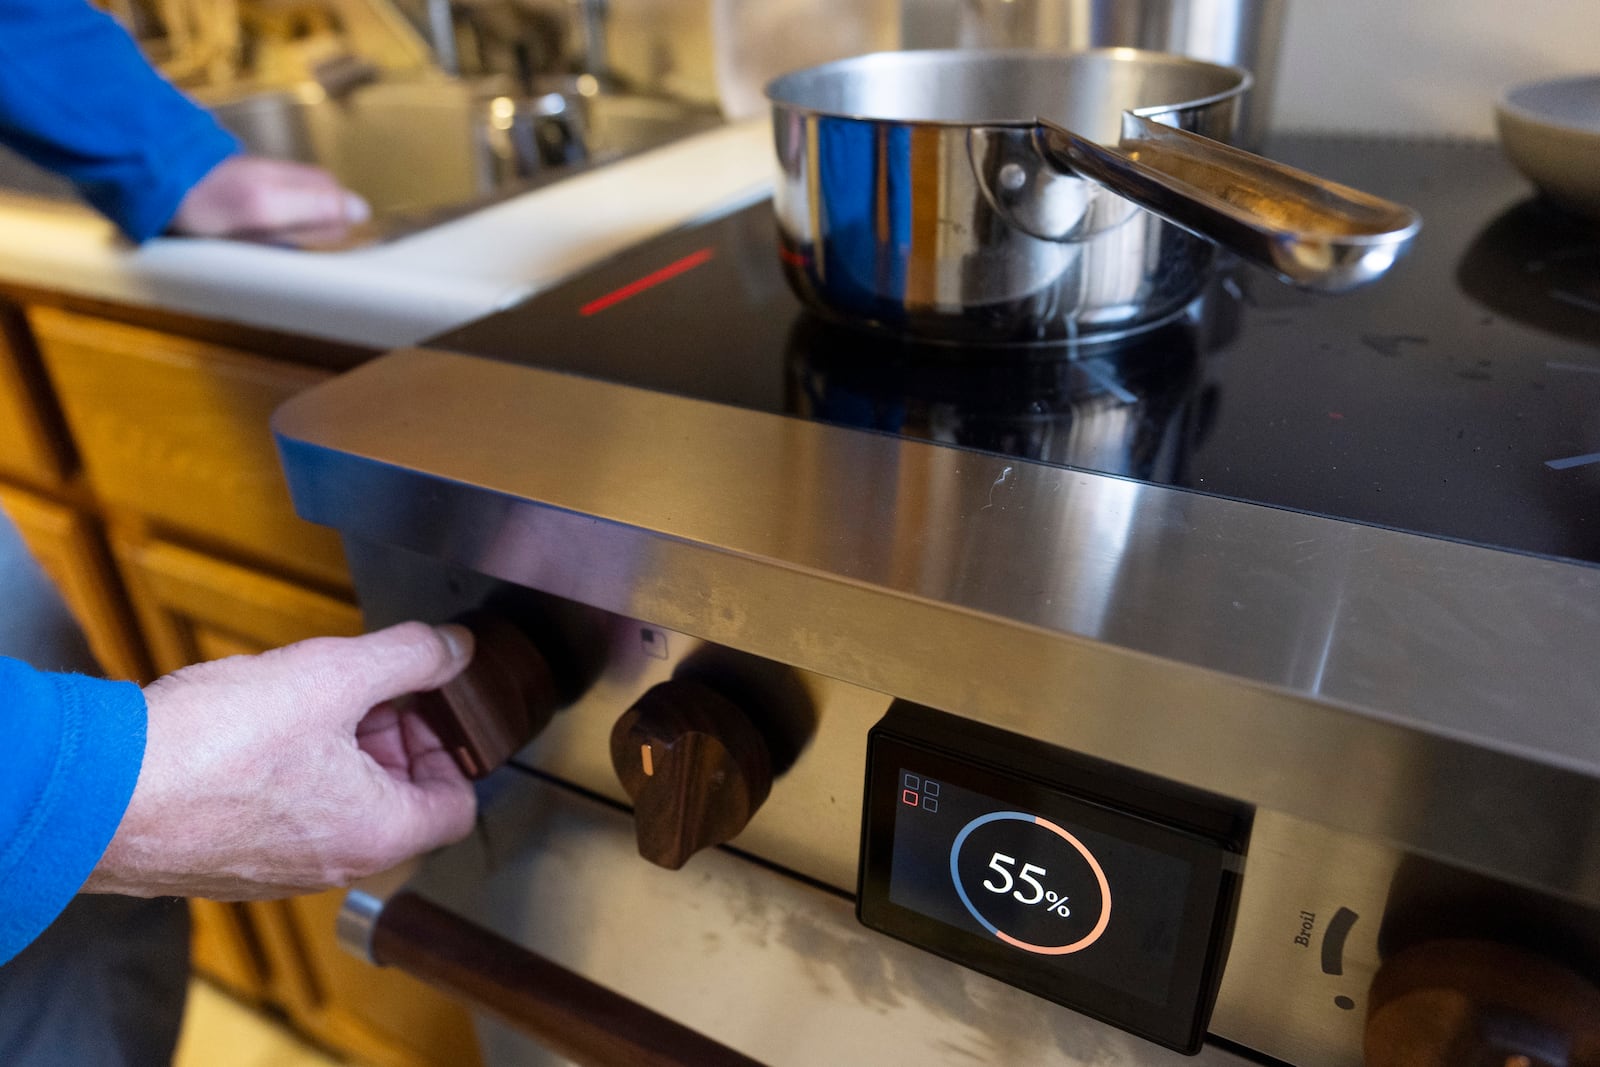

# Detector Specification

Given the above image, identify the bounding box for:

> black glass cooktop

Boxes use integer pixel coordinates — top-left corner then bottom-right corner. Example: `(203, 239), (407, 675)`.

(432, 136), (1600, 567)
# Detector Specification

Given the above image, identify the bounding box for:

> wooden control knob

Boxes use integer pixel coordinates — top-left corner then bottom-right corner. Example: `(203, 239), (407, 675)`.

(609, 679), (774, 870)
(416, 612), (560, 779)
(1365, 939), (1600, 1067)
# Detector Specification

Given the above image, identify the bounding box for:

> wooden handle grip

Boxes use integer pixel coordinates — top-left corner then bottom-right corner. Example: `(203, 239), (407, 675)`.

(369, 891), (765, 1067)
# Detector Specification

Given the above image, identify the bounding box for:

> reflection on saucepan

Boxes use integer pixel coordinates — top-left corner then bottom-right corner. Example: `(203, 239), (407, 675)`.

(1457, 197), (1600, 347)
(768, 50), (1419, 346)
(784, 291), (1231, 484)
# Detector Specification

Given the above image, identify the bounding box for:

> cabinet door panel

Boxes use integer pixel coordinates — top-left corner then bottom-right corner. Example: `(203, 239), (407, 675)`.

(30, 307), (350, 589)
(112, 532), (363, 673)
(0, 486), (149, 681)
(189, 898), (274, 1005)
(0, 302), (73, 488)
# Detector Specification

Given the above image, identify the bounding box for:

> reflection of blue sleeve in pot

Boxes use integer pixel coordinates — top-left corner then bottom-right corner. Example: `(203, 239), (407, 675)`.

(817, 121), (911, 316)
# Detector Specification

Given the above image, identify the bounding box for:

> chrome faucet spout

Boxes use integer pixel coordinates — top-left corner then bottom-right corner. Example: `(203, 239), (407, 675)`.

(423, 0), (459, 74)
(569, 0), (609, 81)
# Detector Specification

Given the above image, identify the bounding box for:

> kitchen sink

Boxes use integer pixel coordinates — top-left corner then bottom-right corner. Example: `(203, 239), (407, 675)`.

(0, 75), (724, 248)
(200, 76), (724, 246)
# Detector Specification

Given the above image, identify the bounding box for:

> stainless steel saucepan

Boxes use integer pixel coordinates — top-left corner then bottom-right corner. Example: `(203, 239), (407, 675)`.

(765, 48), (1421, 345)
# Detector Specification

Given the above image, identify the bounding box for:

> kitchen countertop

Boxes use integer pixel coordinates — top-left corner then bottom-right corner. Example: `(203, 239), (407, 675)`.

(0, 119), (773, 348)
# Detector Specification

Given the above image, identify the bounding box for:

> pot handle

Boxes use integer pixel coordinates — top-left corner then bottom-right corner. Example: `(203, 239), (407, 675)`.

(1034, 112), (1422, 292)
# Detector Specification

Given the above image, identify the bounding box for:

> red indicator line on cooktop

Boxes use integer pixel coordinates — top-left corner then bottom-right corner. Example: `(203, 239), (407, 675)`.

(579, 247), (715, 317)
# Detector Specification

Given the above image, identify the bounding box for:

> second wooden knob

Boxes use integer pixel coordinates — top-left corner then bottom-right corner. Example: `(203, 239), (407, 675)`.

(610, 678), (774, 870)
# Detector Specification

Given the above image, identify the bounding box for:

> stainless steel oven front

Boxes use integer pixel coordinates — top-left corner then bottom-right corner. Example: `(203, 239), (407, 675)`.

(276, 346), (1600, 1067)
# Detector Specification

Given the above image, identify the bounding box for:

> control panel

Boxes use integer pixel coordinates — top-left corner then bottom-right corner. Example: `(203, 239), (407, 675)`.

(342, 535), (1600, 1066)
(858, 703), (1251, 1053)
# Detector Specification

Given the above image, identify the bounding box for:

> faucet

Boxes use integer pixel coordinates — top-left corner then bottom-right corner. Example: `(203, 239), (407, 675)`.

(417, 0), (614, 89)
(421, 0), (460, 74)
(568, 0), (609, 83)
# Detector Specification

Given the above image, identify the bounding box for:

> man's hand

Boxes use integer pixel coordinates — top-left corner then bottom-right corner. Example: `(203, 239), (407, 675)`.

(168, 155), (371, 237)
(86, 622), (477, 900)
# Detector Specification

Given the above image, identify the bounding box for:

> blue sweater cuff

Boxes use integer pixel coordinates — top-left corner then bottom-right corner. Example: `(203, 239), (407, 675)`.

(0, 0), (241, 243)
(105, 124), (240, 243)
(0, 668), (146, 966)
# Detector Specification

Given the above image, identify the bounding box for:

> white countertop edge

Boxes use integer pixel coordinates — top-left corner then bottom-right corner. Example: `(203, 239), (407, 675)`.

(0, 119), (774, 349)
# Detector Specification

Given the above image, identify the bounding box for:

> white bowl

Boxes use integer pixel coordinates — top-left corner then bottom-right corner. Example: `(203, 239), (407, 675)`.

(1495, 74), (1600, 220)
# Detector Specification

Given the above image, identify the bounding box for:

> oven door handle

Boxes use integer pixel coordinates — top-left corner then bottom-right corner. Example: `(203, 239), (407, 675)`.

(367, 890), (765, 1067)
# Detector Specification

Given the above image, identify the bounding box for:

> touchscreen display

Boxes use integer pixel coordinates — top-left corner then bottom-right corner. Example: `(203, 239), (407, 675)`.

(858, 713), (1247, 1053)
(888, 770), (1193, 1006)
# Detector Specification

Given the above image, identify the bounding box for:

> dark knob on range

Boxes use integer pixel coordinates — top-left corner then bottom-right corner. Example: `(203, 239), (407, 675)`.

(610, 678), (774, 870)
(416, 612), (561, 779)
(1365, 939), (1600, 1067)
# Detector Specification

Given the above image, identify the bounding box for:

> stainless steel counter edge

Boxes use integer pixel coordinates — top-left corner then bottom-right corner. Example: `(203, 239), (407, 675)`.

(274, 346), (1600, 906)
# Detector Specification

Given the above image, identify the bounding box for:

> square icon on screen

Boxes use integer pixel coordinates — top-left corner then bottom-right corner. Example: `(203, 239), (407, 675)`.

(903, 773), (920, 791)
(922, 797), (939, 812)
(924, 780), (941, 797)
(902, 789), (920, 807)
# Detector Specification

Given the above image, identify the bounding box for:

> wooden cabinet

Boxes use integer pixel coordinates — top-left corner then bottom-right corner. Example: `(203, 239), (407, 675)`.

(0, 485), (150, 681)
(0, 302), (73, 489)
(188, 896), (276, 1007)
(29, 307), (351, 591)
(0, 296), (481, 1066)
(113, 533), (365, 668)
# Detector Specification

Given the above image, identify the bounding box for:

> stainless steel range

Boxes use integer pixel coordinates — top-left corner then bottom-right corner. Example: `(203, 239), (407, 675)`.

(274, 135), (1600, 1067)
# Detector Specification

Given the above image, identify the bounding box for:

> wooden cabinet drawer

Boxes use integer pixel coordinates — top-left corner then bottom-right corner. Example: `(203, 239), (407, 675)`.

(29, 307), (350, 589)
(189, 898), (274, 1005)
(0, 485), (149, 681)
(0, 303), (73, 489)
(112, 531), (364, 672)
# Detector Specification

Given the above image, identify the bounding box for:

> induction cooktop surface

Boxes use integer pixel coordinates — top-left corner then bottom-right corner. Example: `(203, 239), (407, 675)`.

(433, 135), (1600, 567)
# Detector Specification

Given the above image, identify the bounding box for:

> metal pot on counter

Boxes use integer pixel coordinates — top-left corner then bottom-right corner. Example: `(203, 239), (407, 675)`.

(765, 48), (1421, 346)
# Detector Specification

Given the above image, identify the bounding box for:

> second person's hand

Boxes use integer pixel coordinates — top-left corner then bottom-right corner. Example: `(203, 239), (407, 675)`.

(168, 155), (371, 237)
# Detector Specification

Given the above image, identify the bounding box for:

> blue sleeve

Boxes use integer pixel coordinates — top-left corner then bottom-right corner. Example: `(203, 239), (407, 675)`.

(0, 656), (146, 966)
(0, 0), (240, 242)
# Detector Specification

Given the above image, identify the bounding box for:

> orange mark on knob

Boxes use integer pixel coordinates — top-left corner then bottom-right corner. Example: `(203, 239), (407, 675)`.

(641, 743), (655, 776)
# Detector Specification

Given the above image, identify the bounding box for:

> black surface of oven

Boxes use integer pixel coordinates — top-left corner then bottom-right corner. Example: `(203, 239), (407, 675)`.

(431, 135), (1600, 567)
